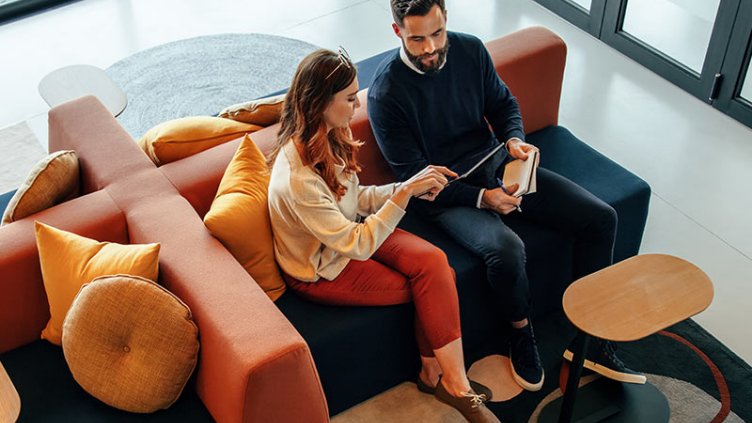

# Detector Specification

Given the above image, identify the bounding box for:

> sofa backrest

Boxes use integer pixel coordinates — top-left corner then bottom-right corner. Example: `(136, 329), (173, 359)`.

(0, 190), (129, 353)
(48, 100), (156, 195)
(162, 26), (567, 202)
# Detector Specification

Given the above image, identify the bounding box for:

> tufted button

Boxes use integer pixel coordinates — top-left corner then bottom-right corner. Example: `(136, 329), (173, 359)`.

(123, 346), (130, 353)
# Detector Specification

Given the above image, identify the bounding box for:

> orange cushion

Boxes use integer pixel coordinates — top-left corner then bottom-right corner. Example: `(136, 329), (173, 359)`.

(204, 134), (285, 300)
(137, 116), (262, 166)
(63, 274), (199, 413)
(218, 93), (285, 127)
(34, 221), (160, 345)
(1, 150), (79, 225)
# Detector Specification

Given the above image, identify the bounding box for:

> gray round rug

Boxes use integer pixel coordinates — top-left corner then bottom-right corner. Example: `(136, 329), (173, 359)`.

(106, 33), (318, 138)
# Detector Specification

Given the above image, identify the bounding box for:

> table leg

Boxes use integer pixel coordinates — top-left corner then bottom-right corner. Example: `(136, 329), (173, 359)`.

(559, 331), (590, 423)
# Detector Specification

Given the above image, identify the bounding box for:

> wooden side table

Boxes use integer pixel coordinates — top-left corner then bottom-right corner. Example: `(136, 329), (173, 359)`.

(38, 64), (127, 117)
(539, 254), (713, 423)
(0, 361), (20, 423)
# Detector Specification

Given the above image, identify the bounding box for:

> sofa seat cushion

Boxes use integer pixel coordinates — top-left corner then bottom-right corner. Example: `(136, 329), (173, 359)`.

(276, 290), (417, 415)
(0, 341), (211, 421)
(526, 126), (651, 261)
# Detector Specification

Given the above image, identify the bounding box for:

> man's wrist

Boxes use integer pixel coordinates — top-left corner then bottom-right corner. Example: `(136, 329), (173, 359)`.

(476, 188), (486, 209)
(506, 137), (522, 151)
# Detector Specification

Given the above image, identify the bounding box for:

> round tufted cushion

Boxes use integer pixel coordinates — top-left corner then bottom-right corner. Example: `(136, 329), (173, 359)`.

(62, 274), (199, 413)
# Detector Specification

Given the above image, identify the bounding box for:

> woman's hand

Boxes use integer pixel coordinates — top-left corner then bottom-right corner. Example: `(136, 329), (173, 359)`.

(391, 165), (458, 208)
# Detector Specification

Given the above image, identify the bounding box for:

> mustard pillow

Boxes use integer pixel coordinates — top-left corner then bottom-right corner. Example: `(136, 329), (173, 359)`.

(34, 221), (160, 345)
(137, 116), (262, 166)
(218, 93), (285, 127)
(63, 275), (199, 413)
(1, 150), (79, 226)
(204, 134), (286, 300)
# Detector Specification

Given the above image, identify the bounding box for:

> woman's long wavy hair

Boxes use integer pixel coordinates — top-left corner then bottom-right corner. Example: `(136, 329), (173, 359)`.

(268, 49), (362, 200)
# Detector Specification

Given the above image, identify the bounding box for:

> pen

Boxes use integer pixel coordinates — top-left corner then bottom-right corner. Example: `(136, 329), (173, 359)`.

(497, 177), (522, 213)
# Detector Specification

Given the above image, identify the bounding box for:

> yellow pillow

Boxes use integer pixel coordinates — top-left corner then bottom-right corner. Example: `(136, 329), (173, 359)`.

(63, 275), (199, 413)
(204, 134), (286, 300)
(137, 116), (262, 166)
(1, 150), (79, 225)
(218, 93), (285, 127)
(34, 221), (160, 345)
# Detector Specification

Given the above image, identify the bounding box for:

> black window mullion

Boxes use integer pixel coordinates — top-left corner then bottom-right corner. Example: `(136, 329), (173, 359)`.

(533, 0), (607, 37)
(715, 0), (752, 128)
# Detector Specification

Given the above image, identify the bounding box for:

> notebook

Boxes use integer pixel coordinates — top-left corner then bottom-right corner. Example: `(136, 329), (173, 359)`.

(501, 149), (539, 197)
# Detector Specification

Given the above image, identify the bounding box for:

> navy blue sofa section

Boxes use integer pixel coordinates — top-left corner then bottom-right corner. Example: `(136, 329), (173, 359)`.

(274, 52), (651, 415)
(0, 341), (212, 422)
(0, 189), (15, 217)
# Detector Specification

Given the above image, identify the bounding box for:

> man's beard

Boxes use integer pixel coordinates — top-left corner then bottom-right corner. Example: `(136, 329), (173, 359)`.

(404, 40), (450, 74)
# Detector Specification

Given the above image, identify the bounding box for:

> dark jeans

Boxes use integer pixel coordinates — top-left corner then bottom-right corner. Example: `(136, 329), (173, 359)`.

(414, 166), (617, 322)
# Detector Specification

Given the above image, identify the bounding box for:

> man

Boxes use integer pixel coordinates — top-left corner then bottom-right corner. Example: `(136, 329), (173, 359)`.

(367, 0), (646, 393)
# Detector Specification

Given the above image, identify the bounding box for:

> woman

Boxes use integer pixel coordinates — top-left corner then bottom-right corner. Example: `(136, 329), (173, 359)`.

(267, 48), (499, 423)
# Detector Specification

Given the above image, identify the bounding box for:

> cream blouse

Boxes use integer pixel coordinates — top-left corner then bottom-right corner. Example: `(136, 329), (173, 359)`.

(268, 141), (405, 282)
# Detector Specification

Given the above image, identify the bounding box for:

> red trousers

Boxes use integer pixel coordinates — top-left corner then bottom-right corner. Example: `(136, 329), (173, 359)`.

(284, 228), (461, 357)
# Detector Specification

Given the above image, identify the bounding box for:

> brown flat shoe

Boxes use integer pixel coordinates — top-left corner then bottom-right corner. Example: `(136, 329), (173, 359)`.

(416, 376), (493, 402)
(434, 377), (500, 423)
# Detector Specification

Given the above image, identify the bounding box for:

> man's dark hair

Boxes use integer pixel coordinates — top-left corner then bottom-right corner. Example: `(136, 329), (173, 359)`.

(390, 0), (446, 27)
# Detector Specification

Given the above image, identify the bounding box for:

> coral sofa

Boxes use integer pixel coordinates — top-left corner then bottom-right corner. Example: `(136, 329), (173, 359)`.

(0, 26), (649, 421)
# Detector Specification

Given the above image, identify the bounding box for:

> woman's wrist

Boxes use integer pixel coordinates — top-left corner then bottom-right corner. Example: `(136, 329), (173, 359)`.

(395, 181), (412, 196)
(391, 183), (412, 208)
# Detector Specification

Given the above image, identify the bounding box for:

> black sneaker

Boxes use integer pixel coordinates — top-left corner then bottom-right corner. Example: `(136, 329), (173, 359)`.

(509, 323), (545, 391)
(563, 339), (646, 384)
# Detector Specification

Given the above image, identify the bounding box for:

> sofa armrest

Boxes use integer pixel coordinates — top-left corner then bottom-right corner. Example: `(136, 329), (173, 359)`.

(0, 190), (129, 353)
(486, 26), (567, 134)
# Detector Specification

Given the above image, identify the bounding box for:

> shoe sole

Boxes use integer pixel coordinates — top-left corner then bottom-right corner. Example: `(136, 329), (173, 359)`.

(509, 352), (544, 392)
(562, 350), (647, 384)
(416, 378), (493, 402)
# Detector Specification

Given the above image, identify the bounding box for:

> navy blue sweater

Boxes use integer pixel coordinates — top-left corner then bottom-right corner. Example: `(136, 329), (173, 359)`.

(367, 31), (525, 207)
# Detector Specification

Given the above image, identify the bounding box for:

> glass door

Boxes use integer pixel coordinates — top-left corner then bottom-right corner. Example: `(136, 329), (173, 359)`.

(536, 0), (752, 128)
(600, 0), (738, 101)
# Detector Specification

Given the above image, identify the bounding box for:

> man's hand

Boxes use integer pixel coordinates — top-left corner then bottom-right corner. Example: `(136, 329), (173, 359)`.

(506, 138), (539, 161)
(481, 184), (521, 215)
